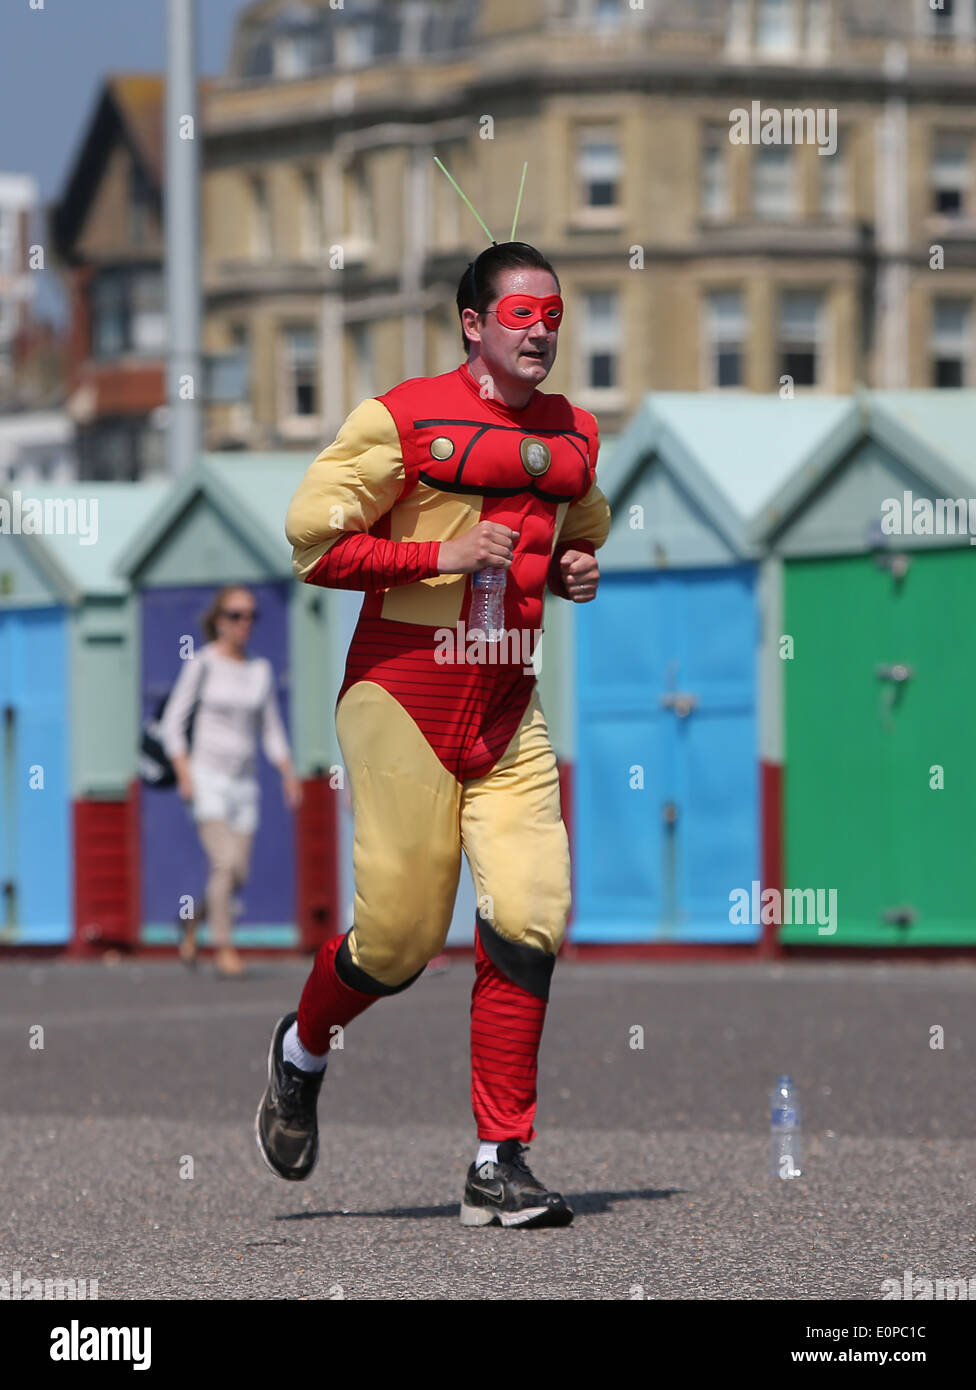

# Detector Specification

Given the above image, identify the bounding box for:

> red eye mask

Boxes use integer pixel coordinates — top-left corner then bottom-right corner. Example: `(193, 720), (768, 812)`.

(493, 293), (564, 330)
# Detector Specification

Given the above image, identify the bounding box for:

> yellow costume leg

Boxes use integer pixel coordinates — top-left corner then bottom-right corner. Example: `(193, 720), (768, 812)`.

(336, 681), (462, 987)
(460, 687), (571, 967)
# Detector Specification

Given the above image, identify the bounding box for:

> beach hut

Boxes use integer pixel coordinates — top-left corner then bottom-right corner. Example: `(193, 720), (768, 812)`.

(569, 393), (855, 946)
(751, 390), (976, 947)
(116, 454), (348, 952)
(0, 481), (166, 948)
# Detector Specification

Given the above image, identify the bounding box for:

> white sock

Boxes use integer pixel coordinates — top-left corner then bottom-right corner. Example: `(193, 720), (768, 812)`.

(476, 1141), (499, 1166)
(283, 1020), (329, 1073)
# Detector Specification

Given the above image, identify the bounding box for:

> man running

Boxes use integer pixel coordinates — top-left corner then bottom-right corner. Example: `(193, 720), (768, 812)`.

(256, 239), (610, 1228)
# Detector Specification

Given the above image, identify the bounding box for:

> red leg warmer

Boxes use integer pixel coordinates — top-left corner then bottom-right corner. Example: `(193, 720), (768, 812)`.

(470, 929), (548, 1143)
(296, 933), (380, 1055)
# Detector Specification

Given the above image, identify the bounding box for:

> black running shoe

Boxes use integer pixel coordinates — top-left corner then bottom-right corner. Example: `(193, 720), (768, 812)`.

(254, 1012), (325, 1181)
(460, 1140), (574, 1228)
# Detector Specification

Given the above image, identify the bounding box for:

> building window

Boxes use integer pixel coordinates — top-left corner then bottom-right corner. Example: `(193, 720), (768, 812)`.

(705, 291), (746, 388)
(242, 36), (273, 79)
(577, 126), (621, 209)
(301, 167), (322, 253)
(91, 267), (165, 359)
(756, 0), (798, 52)
(274, 34), (315, 77)
(345, 159), (374, 240)
(92, 273), (126, 358)
(581, 290), (619, 390)
(753, 146), (796, 220)
(335, 21), (375, 67)
(726, 0), (751, 50)
(249, 173), (272, 258)
(819, 129), (848, 218)
(129, 161), (153, 245)
(566, 0), (626, 24)
(778, 291), (823, 387)
(282, 324), (318, 417)
(931, 298), (970, 386)
(79, 419), (144, 481)
(208, 323), (250, 403)
(349, 322), (375, 405)
(270, 6), (328, 76)
(931, 133), (971, 216)
(702, 125), (731, 219)
(130, 270), (166, 353)
(589, 0), (625, 24)
(0, 206), (14, 266)
(926, 0), (976, 36)
(804, 0), (830, 54)
(929, 0), (959, 34)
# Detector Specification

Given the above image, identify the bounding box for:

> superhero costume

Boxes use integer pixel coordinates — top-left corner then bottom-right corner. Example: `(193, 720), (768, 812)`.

(284, 358), (611, 1142)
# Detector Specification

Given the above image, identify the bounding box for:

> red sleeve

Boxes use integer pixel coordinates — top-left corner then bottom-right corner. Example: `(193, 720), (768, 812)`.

(547, 538), (596, 598)
(304, 531), (441, 590)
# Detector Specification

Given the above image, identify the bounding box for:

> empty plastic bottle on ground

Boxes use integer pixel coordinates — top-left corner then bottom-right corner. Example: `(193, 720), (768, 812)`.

(471, 568), (506, 643)
(769, 1075), (802, 1179)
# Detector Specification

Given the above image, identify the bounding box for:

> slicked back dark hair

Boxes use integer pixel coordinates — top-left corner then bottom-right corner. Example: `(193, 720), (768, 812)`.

(456, 241), (560, 352)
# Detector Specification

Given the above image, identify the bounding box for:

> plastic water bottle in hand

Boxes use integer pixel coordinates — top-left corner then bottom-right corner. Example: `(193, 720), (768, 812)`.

(769, 1075), (802, 1179)
(471, 567), (506, 643)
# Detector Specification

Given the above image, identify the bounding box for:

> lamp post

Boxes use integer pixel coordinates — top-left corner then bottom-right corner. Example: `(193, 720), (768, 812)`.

(165, 0), (201, 475)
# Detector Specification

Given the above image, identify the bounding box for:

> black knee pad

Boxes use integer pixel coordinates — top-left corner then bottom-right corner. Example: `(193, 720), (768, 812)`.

(475, 911), (555, 1002)
(334, 932), (426, 997)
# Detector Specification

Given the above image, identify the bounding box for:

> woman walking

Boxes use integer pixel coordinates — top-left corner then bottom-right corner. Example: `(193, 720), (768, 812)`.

(160, 585), (301, 978)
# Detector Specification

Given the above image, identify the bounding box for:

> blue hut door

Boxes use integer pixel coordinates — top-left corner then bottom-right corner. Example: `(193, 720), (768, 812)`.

(139, 583), (295, 944)
(574, 567), (759, 943)
(0, 608), (71, 945)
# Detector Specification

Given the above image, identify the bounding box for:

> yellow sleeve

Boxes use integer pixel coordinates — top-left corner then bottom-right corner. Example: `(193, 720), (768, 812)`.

(556, 411), (612, 551)
(284, 397), (405, 581)
(557, 479), (612, 551)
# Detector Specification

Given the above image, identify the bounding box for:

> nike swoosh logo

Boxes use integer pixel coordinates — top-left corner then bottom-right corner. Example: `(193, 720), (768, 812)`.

(469, 1180), (504, 1201)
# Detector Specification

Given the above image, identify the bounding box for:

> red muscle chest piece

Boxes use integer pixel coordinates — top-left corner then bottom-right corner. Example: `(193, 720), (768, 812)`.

(415, 420), (588, 501)
(377, 365), (596, 507)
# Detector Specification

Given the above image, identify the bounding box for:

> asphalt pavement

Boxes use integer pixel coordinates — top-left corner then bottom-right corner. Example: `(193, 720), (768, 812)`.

(1, 956), (974, 1301)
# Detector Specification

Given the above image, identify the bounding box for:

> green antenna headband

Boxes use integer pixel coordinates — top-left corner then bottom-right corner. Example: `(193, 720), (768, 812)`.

(433, 158), (530, 297)
(433, 157), (528, 244)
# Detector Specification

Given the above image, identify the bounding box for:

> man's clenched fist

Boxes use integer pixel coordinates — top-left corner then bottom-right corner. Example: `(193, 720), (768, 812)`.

(437, 523), (518, 575)
(559, 549), (599, 602)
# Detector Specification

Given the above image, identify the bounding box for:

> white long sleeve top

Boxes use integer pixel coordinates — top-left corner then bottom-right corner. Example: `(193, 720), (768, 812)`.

(159, 643), (291, 779)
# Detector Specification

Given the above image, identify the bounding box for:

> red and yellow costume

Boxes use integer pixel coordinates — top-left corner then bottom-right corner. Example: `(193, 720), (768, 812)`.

(285, 361), (610, 1140)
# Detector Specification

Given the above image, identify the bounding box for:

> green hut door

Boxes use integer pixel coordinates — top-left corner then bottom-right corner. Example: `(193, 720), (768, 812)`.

(783, 549), (976, 945)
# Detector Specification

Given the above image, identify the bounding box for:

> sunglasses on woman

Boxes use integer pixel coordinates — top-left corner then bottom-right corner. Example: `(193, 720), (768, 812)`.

(221, 609), (259, 622)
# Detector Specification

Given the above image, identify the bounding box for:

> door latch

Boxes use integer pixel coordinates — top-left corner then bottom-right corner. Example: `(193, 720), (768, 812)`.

(875, 663), (913, 683)
(874, 552), (910, 580)
(659, 692), (699, 718)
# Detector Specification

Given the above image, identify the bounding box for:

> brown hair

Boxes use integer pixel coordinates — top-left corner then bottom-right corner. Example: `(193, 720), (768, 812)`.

(456, 241), (560, 352)
(201, 586), (253, 642)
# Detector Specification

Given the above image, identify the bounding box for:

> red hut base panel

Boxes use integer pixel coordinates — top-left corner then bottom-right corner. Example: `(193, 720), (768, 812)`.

(67, 778), (338, 960)
(760, 759), (783, 958)
(71, 787), (140, 956)
(295, 774), (339, 952)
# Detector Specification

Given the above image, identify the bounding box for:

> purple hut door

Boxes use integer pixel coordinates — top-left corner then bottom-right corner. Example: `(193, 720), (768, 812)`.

(140, 583), (294, 940)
